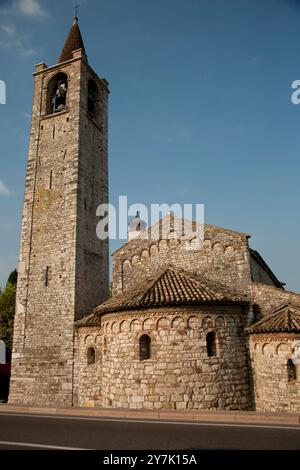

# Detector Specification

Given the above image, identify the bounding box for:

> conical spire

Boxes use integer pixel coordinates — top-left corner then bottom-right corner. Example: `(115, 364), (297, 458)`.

(59, 17), (86, 63)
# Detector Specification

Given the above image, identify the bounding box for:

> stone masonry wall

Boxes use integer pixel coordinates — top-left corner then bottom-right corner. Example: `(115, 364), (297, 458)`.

(73, 326), (103, 407)
(252, 283), (300, 317)
(9, 51), (108, 406)
(75, 60), (109, 317)
(249, 334), (300, 412)
(250, 256), (279, 287)
(113, 223), (253, 299)
(75, 305), (252, 410)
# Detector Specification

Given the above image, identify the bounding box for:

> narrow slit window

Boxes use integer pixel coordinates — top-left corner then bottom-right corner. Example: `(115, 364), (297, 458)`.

(45, 266), (50, 287)
(49, 170), (53, 190)
(87, 347), (96, 365)
(287, 359), (296, 382)
(139, 335), (151, 361)
(206, 331), (217, 357)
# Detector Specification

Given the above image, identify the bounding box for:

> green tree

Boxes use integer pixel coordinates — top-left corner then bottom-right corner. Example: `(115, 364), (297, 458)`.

(0, 270), (17, 355)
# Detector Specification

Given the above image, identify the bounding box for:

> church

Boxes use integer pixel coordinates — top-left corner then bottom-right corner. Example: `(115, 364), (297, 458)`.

(9, 18), (300, 413)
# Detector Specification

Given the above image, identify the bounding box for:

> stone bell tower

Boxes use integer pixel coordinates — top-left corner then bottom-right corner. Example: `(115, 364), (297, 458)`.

(9, 17), (109, 405)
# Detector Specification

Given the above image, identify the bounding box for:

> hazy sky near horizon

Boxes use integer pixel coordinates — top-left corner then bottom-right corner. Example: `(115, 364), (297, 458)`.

(0, 0), (300, 291)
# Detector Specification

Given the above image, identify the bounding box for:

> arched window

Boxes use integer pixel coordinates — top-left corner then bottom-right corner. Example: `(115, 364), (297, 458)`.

(287, 359), (296, 382)
(87, 79), (99, 117)
(46, 72), (68, 115)
(139, 335), (151, 361)
(206, 331), (217, 357)
(87, 347), (96, 365)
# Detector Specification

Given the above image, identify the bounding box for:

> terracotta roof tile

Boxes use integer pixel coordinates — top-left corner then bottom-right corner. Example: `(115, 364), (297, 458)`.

(75, 266), (248, 327)
(246, 303), (300, 334)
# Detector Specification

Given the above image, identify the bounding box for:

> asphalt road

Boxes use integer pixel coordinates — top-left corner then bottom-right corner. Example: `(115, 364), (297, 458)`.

(0, 412), (299, 450)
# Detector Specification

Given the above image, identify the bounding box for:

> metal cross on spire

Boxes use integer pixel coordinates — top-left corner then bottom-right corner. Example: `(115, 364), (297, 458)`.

(74, 2), (80, 19)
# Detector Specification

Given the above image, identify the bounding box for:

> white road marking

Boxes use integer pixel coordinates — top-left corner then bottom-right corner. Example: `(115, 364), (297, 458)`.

(0, 411), (299, 431)
(0, 440), (89, 450)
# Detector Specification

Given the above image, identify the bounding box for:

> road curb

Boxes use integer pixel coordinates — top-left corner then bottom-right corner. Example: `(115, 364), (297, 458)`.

(0, 404), (299, 426)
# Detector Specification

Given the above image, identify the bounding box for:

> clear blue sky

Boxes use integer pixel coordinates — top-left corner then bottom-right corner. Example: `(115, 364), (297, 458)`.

(0, 0), (300, 292)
